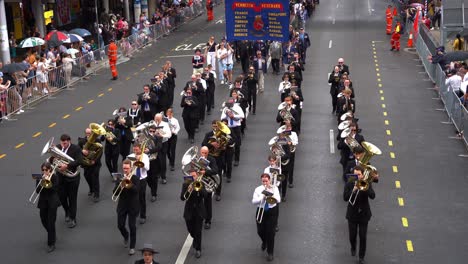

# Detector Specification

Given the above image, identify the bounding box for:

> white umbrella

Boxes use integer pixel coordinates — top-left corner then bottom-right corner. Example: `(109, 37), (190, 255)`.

(67, 48), (80, 58)
(63, 34), (84, 43)
(18, 37), (45, 48)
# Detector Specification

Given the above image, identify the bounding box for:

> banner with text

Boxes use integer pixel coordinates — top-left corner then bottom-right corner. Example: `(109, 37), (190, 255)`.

(225, 0), (289, 42)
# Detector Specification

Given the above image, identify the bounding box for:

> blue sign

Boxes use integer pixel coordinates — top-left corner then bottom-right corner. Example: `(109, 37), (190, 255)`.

(225, 0), (290, 42)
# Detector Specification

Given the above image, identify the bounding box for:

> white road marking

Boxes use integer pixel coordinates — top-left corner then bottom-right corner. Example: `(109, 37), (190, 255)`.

(215, 19), (223, 24)
(332, 18), (336, 24)
(330, 129), (335, 154)
(329, 40), (333, 48)
(367, 0), (372, 14)
(175, 234), (193, 264)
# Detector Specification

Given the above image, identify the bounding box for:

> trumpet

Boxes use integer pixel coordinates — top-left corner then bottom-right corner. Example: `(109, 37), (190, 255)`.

(183, 172), (204, 200)
(105, 127), (117, 145)
(29, 166), (56, 204)
(256, 186), (277, 224)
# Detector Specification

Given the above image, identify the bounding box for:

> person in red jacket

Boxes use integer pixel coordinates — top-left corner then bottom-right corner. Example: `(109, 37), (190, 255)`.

(108, 39), (118, 80)
(390, 22), (401, 51)
(206, 0), (214, 21)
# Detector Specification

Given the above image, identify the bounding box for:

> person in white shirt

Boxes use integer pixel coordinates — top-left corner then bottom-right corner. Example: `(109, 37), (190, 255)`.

(221, 98), (244, 166)
(216, 40), (228, 84)
(153, 113), (171, 184)
(446, 69), (463, 97)
(165, 107), (180, 171)
(252, 173), (281, 262)
(127, 144), (150, 224)
(225, 42), (234, 84)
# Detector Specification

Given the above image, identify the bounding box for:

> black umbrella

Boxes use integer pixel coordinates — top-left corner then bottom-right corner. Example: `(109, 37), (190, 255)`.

(431, 51), (468, 64)
(0, 62), (29, 73)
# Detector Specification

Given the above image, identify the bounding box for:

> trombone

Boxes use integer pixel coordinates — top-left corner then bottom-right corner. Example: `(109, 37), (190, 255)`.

(256, 186), (278, 224)
(29, 166), (56, 204)
(182, 172), (204, 200)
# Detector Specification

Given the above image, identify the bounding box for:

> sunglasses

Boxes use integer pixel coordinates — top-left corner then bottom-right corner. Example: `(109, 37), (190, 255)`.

(149, 130), (156, 133)
(132, 103), (137, 105)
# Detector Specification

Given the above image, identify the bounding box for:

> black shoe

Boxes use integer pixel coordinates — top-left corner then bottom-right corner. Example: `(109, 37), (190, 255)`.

(207, 111), (211, 115)
(234, 161), (239, 166)
(112, 76), (118, 80)
(124, 238), (129, 248)
(65, 216), (71, 223)
(93, 195), (100, 203)
(226, 178), (231, 183)
(359, 258), (365, 264)
(139, 218), (146, 224)
(390, 48), (395, 51)
(88, 191), (93, 196)
(215, 194), (221, 201)
(267, 254), (274, 261)
(288, 183), (294, 188)
(212, 105), (215, 109)
(190, 139), (195, 144)
(252, 112), (256, 115)
(195, 250), (201, 258)
(351, 248), (356, 256)
(195, 128), (199, 132)
(331, 110), (335, 114)
(275, 226), (279, 232)
(170, 166), (175, 171)
(204, 222), (211, 229)
(68, 220), (76, 228)
(47, 245), (55, 253)
(200, 120), (204, 125)
(162, 179), (167, 184)
(261, 243), (266, 251)
(151, 196), (157, 202)
(282, 196), (287, 202)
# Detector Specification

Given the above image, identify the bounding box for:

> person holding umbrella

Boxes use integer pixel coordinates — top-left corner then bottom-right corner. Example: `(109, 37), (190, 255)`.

(108, 39), (119, 80)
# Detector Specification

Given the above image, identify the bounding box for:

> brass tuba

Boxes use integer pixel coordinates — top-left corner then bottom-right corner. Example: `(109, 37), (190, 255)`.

(41, 137), (78, 177)
(340, 127), (361, 152)
(278, 102), (295, 122)
(181, 146), (219, 196)
(82, 123), (107, 167)
(207, 121), (231, 157)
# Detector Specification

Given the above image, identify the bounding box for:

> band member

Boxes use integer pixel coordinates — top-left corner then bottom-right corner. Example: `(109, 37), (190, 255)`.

(329, 66), (342, 114)
(252, 173), (281, 262)
(138, 84), (158, 123)
(181, 169), (208, 259)
(269, 137), (291, 200)
(276, 96), (299, 133)
(195, 73), (207, 125)
(253, 51), (267, 92)
(115, 107), (135, 161)
(298, 27), (311, 63)
(343, 165), (375, 264)
(336, 88), (355, 122)
(128, 101), (143, 127)
(221, 119), (235, 181)
(36, 162), (60, 253)
(244, 66), (258, 114)
(135, 243), (160, 264)
(145, 125), (162, 202)
(199, 146), (218, 228)
(108, 39), (118, 80)
(162, 61), (177, 107)
(281, 121), (298, 188)
(181, 88), (199, 144)
(289, 80), (304, 133)
(166, 107), (180, 171)
(128, 144), (150, 224)
(230, 89), (248, 136)
(221, 97), (244, 166)
(153, 113), (172, 184)
(202, 67), (216, 115)
(56, 134), (83, 228)
(344, 146), (380, 184)
(105, 119), (121, 181)
(115, 159), (140, 255)
(287, 64), (302, 88)
(337, 123), (364, 172)
(337, 57), (350, 75)
(192, 48), (205, 75)
(202, 120), (226, 185)
(152, 73), (169, 114)
(78, 127), (103, 202)
(204, 37), (217, 71)
(185, 75), (204, 129)
(278, 73), (291, 102)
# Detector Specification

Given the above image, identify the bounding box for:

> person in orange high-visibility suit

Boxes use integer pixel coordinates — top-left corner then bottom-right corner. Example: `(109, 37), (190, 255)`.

(108, 39), (118, 80)
(390, 22), (401, 51)
(206, 0), (214, 21)
(386, 5), (394, 35)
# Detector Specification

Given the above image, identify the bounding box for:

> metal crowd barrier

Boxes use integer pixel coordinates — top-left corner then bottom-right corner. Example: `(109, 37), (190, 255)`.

(409, 20), (468, 149)
(1, 8), (204, 121)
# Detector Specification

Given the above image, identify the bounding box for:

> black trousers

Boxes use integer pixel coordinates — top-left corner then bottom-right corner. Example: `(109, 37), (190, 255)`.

(183, 116), (198, 140)
(288, 153), (296, 185)
(206, 87), (215, 112)
(247, 87), (257, 113)
(148, 160), (159, 197)
(271, 58), (280, 73)
(348, 220), (368, 259)
(198, 97), (206, 122)
(167, 134), (178, 167)
(256, 205), (279, 255)
(158, 142), (168, 180)
(331, 93), (338, 112)
(230, 126), (241, 162)
(204, 193), (213, 223)
(40, 206), (58, 246)
(142, 110), (153, 123)
(105, 146), (119, 175)
(241, 57), (249, 74)
(58, 176), (80, 220)
(224, 147), (234, 178)
(120, 138), (132, 162)
(241, 119), (247, 135)
(139, 178), (147, 219)
(118, 210), (137, 248)
(185, 214), (203, 251)
(84, 164), (101, 196)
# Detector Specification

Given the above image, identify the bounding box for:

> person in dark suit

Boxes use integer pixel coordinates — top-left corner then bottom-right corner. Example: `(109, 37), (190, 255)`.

(145, 125), (163, 202)
(36, 162), (61, 253)
(104, 119), (121, 181)
(344, 146), (380, 184)
(236, 40), (252, 74)
(199, 146), (218, 229)
(115, 107), (135, 161)
(55, 134), (83, 229)
(286, 64), (303, 88)
(162, 61), (177, 107)
(328, 66), (342, 114)
(337, 57), (350, 75)
(221, 119), (235, 181)
(137, 84), (158, 123)
(78, 127), (103, 202)
(115, 159), (140, 255)
(244, 67), (258, 114)
(202, 67), (215, 115)
(181, 88), (199, 144)
(337, 123), (364, 172)
(128, 100), (143, 127)
(298, 28), (311, 63)
(185, 75), (205, 129)
(253, 51), (267, 92)
(276, 96), (299, 133)
(343, 165), (375, 264)
(336, 88), (355, 123)
(152, 73), (169, 114)
(135, 243), (159, 264)
(181, 169), (208, 259)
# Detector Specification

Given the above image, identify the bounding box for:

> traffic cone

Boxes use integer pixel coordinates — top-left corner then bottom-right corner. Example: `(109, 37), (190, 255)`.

(407, 31), (414, 48)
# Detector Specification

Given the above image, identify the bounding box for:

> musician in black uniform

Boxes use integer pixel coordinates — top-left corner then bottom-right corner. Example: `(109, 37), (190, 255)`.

(185, 76), (204, 129)
(286, 64), (302, 88)
(137, 85), (159, 123)
(56, 134), (83, 228)
(343, 165), (375, 264)
(104, 119), (121, 181)
(202, 120), (225, 181)
(36, 162), (61, 253)
(276, 96), (299, 133)
(344, 146), (380, 184)
(337, 122), (364, 172)
(252, 173), (281, 262)
(146, 125), (163, 202)
(286, 80), (303, 133)
(221, 98), (244, 166)
(135, 243), (159, 264)
(244, 66), (258, 115)
(202, 67), (216, 115)
(221, 119), (235, 181)
(115, 159), (140, 255)
(128, 100), (143, 127)
(230, 89), (248, 136)
(163, 61), (177, 107)
(78, 127), (103, 202)
(181, 169), (208, 259)
(152, 73), (169, 114)
(181, 88), (199, 144)
(270, 137), (292, 200)
(336, 88), (355, 123)
(328, 66), (342, 114)
(199, 146), (218, 228)
(115, 107), (135, 161)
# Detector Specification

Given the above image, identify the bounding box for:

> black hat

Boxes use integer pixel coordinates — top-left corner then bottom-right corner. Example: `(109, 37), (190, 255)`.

(139, 243), (159, 254)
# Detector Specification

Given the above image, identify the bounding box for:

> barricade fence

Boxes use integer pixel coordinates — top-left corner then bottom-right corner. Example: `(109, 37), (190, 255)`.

(0, 8), (204, 120)
(409, 20), (468, 149)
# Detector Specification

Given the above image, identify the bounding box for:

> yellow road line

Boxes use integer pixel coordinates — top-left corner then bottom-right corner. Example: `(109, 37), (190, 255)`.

(406, 240), (414, 252)
(395, 181), (401, 188)
(390, 152), (395, 158)
(382, 104), (386, 108)
(388, 140), (393, 146)
(380, 96), (385, 101)
(140, 67), (146, 71)
(375, 60), (378, 63)
(88, 99), (94, 104)
(375, 64), (379, 67)
(63, 114), (70, 119)
(154, 59), (158, 62)
(75, 106), (83, 111)
(0, 154), (6, 159)
(375, 68), (380, 72)
(32, 132), (42, 138)
(373, 55), (377, 59)
(49, 122), (56, 128)
(376, 73), (380, 76)
(126, 77), (131, 80)
(385, 120), (389, 125)
(386, 130), (391, 135)
(402, 217), (408, 227)
(398, 197), (405, 206)
(15, 143), (25, 149)
(383, 112), (387, 116)
(378, 83), (382, 87)
(98, 93), (104, 97)
(373, 51), (376, 54)
(133, 72), (138, 75)
(393, 165), (399, 173)
(108, 88), (113, 91)
(147, 64), (152, 67)
(379, 90), (383, 94)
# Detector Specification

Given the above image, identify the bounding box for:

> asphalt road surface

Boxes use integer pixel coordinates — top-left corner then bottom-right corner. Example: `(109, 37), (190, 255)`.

(1, 0), (467, 263)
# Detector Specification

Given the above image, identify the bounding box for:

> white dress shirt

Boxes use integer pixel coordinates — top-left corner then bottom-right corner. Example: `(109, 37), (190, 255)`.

(252, 184), (281, 209)
(278, 81), (291, 93)
(198, 78), (207, 90)
(445, 74), (462, 92)
(154, 121), (172, 143)
(167, 116), (180, 135)
(126, 153), (150, 180)
(221, 103), (244, 127)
